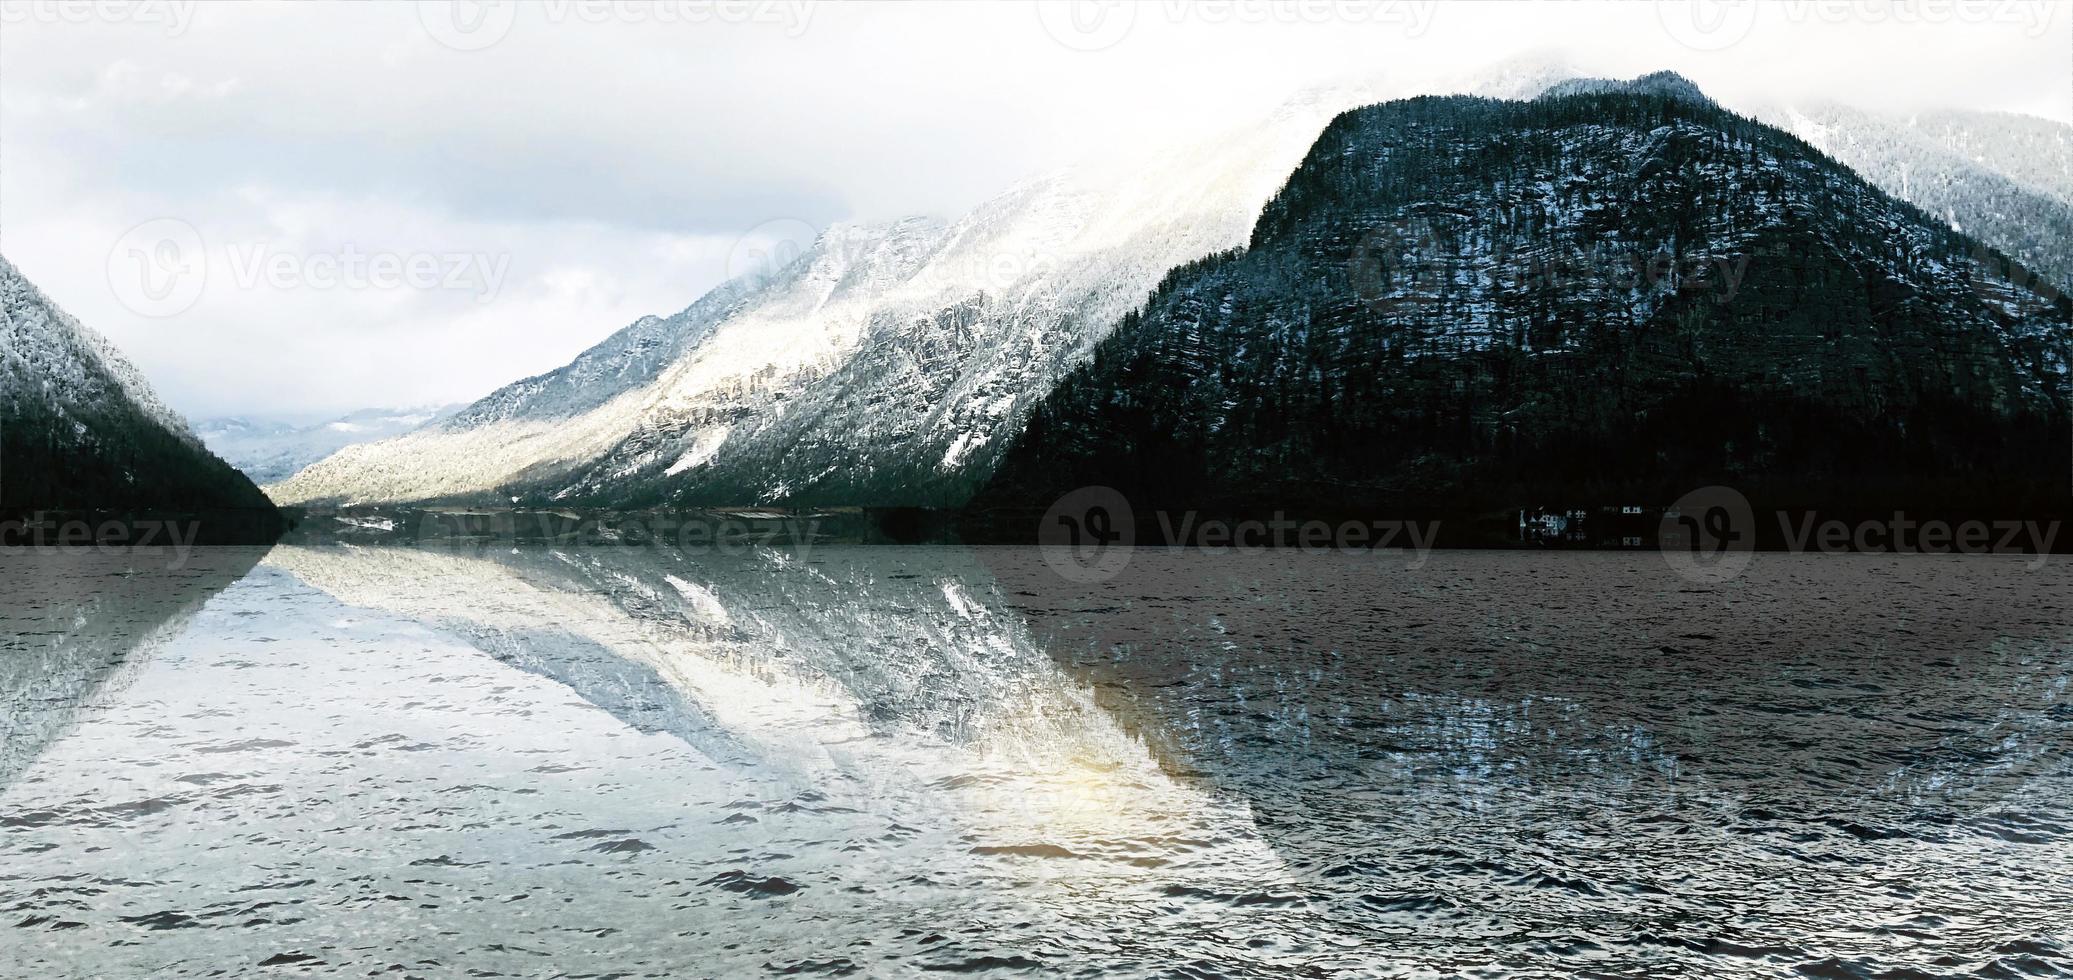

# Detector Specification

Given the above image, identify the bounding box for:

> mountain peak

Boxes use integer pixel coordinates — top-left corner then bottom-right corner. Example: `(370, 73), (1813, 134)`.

(1538, 70), (1713, 106)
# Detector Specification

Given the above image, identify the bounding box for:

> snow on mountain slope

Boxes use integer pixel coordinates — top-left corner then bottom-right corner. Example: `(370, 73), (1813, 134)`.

(272, 79), (1411, 509)
(271, 60), (2073, 511)
(1474, 54), (2073, 299)
(1906, 109), (2073, 206)
(2, 255), (199, 449)
(270, 215), (954, 505)
(1, 255), (274, 516)
(599, 88), (1420, 508)
(196, 404), (463, 484)
(1738, 101), (2073, 293)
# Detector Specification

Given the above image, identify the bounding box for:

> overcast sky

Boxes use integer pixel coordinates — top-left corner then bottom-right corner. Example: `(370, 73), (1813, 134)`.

(3, 0), (2068, 419)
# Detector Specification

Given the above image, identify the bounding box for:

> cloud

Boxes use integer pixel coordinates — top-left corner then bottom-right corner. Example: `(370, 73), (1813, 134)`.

(2, 0), (2066, 417)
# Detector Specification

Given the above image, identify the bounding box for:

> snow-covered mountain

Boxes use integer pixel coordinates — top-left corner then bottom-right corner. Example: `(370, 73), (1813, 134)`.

(3, 257), (194, 450)
(271, 60), (2073, 512)
(271, 79), (1419, 509)
(1748, 101), (2073, 294)
(197, 405), (461, 485)
(0, 255), (275, 519)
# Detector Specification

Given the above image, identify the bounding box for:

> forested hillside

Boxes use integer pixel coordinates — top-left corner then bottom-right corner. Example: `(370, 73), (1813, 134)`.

(980, 84), (2073, 518)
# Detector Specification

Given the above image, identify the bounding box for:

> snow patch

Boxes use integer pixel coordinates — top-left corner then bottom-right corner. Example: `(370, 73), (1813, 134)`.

(939, 430), (989, 470)
(665, 426), (732, 477)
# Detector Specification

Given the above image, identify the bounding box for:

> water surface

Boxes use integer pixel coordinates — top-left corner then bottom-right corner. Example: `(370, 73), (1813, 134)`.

(2, 545), (2069, 977)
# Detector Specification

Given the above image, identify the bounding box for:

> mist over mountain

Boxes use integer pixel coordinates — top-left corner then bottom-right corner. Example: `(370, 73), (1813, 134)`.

(197, 405), (461, 485)
(269, 80), (1410, 509)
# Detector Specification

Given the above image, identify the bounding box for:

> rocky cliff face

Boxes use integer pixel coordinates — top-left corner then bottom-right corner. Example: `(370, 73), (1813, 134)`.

(979, 84), (2073, 517)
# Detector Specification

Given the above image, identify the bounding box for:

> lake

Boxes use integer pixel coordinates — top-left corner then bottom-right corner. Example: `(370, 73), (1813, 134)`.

(3, 544), (2069, 977)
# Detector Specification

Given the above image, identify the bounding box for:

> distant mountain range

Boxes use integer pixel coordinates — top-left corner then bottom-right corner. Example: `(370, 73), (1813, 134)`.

(1, 256), (276, 531)
(14, 63), (2070, 524)
(196, 405), (462, 485)
(977, 79), (2071, 516)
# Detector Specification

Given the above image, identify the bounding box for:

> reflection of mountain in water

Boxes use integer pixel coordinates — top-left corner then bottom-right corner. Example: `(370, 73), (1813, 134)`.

(6, 544), (2070, 975)
(0, 548), (266, 790)
(267, 545), (1177, 799)
(983, 549), (2073, 971)
(266, 545), (747, 765)
(264, 543), (1313, 956)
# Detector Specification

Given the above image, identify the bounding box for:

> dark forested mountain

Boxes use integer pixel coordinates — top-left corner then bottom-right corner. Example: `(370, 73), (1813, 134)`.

(978, 81), (2073, 519)
(1, 256), (277, 528)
